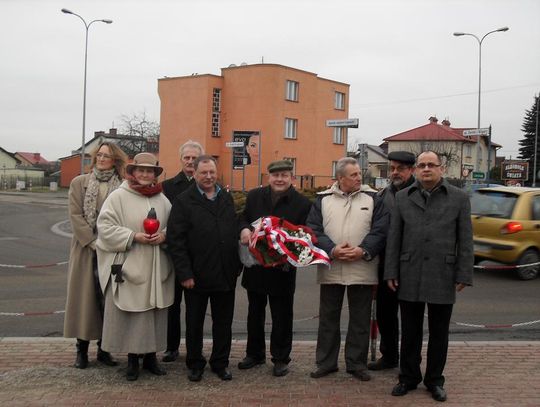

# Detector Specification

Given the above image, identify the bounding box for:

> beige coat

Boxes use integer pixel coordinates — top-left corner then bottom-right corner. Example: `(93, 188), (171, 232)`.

(96, 182), (174, 312)
(63, 174), (107, 340)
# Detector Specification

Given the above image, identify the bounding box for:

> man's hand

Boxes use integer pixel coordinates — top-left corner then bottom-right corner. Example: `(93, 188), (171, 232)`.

(332, 243), (363, 262)
(181, 278), (195, 289)
(387, 279), (399, 292)
(455, 283), (467, 292)
(240, 228), (252, 245)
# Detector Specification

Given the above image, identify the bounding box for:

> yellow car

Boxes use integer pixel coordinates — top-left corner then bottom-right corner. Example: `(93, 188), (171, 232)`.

(471, 186), (540, 280)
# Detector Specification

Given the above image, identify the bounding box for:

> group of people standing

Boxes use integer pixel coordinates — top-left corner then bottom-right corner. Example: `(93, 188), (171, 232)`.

(63, 141), (473, 402)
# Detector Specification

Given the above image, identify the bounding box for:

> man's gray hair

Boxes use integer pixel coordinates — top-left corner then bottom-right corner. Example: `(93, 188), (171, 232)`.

(335, 157), (359, 177)
(179, 140), (204, 157)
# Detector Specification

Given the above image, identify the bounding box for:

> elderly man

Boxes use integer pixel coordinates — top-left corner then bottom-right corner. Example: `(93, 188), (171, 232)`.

(161, 140), (203, 363)
(307, 157), (389, 381)
(238, 160), (312, 377)
(368, 151), (416, 371)
(167, 155), (240, 382)
(385, 151), (473, 402)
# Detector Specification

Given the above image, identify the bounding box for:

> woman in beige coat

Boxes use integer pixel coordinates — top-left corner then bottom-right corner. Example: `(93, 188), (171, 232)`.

(96, 152), (174, 381)
(63, 142), (127, 369)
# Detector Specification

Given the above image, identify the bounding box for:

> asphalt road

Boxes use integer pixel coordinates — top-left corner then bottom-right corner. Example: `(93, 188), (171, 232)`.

(1, 191), (539, 341)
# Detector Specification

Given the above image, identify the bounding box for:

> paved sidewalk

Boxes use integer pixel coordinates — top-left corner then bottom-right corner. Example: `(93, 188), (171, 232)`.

(1, 338), (539, 406)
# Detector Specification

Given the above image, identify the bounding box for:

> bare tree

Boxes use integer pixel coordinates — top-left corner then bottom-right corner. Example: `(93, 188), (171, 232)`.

(117, 111), (160, 156)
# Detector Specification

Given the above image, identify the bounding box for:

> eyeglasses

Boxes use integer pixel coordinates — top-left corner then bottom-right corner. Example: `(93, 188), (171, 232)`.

(416, 162), (441, 169)
(96, 153), (113, 160)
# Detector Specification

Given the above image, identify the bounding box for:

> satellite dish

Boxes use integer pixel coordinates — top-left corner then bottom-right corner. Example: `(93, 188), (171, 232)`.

(228, 64), (237, 68)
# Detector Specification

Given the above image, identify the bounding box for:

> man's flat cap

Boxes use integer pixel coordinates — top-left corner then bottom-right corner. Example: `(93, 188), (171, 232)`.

(388, 151), (416, 165)
(268, 160), (294, 173)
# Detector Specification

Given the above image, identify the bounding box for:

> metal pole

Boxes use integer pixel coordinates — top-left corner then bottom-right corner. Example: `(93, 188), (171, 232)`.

(487, 125), (492, 183)
(61, 9), (112, 175)
(533, 95), (539, 187)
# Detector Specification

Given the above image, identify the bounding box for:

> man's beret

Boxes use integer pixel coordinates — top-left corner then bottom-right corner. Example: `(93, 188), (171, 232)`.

(267, 160), (294, 173)
(387, 151), (416, 165)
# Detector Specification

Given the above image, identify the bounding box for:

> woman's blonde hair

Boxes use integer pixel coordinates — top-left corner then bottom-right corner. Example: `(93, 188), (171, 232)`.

(90, 142), (128, 177)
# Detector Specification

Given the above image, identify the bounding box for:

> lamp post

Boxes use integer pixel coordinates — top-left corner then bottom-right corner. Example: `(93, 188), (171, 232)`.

(453, 27), (509, 174)
(61, 8), (112, 175)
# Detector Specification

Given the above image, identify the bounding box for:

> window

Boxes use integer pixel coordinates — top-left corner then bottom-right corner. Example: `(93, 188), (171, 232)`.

(211, 88), (221, 137)
(333, 127), (345, 144)
(465, 144), (472, 157)
(332, 161), (338, 179)
(284, 118), (297, 139)
(283, 157), (296, 175)
(285, 80), (299, 102)
(533, 196), (540, 220)
(335, 91), (345, 110)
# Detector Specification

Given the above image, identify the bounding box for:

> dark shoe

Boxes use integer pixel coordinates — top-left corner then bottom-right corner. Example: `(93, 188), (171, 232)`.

(347, 369), (371, 381)
(142, 353), (166, 375)
(97, 349), (118, 366)
(367, 357), (398, 371)
(237, 356), (265, 370)
(391, 382), (417, 396)
(428, 385), (447, 402)
(74, 339), (89, 369)
(310, 367), (338, 378)
(162, 349), (179, 363)
(188, 368), (204, 382)
(272, 362), (289, 377)
(212, 367), (232, 381)
(126, 353), (140, 381)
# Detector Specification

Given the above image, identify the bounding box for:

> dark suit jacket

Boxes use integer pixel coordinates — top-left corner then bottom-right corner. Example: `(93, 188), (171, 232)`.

(162, 171), (193, 203)
(384, 179), (474, 304)
(238, 185), (312, 296)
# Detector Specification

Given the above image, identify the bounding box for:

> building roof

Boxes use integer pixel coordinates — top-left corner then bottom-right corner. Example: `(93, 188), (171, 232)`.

(383, 117), (501, 148)
(16, 152), (50, 165)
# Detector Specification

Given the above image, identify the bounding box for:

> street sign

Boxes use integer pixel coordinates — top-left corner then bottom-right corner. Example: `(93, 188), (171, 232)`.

(326, 118), (359, 128)
(463, 128), (489, 136)
(472, 171), (485, 179)
(225, 141), (245, 147)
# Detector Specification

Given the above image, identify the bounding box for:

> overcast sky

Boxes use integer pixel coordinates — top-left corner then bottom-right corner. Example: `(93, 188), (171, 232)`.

(1, 0), (539, 161)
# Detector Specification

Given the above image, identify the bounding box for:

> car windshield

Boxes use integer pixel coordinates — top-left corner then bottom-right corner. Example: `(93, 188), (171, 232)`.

(470, 191), (518, 218)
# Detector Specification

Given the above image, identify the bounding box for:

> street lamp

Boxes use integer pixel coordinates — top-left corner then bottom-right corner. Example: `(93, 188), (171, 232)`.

(61, 8), (112, 175)
(453, 26), (509, 173)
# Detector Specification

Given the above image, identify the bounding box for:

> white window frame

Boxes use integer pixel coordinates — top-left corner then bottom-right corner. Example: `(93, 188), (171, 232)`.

(332, 161), (338, 179)
(333, 127), (345, 144)
(335, 91), (345, 110)
(284, 118), (297, 139)
(285, 80), (299, 102)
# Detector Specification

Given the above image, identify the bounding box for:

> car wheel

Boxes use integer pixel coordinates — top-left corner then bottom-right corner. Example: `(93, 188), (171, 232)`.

(516, 249), (540, 280)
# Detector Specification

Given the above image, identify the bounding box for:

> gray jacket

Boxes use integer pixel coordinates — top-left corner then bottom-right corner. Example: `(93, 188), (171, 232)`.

(384, 179), (473, 304)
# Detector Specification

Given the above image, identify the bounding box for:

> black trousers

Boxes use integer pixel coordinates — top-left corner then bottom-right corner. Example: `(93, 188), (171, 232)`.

(166, 278), (183, 352)
(184, 289), (235, 370)
(375, 282), (399, 364)
(245, 290), (294, 364)
(398, 300), (453, 388)
(315, 284), (372, 371)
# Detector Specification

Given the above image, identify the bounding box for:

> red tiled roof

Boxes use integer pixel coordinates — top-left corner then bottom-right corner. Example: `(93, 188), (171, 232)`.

(384, 122), (476, 143)
(16, 152), (50, 165)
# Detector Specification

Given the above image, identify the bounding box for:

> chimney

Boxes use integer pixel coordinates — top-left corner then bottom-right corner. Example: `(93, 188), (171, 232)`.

(33, 153), (40, 163)
(441, 118), (451, 126)
(109, 128), (117, 136)
(94, 131), (105, 137)
(428, 116), (438, 124)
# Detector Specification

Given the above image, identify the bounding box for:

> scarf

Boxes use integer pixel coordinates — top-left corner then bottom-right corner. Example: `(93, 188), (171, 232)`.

(83, 168), (121, 230)
(126, 174), (163, 196)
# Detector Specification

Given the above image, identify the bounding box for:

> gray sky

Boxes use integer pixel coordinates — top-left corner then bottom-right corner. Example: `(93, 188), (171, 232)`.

(1, 0), (539, 161)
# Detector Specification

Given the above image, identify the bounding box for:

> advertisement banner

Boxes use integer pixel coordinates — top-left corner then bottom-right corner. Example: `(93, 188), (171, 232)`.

(232, 131), (260, 169)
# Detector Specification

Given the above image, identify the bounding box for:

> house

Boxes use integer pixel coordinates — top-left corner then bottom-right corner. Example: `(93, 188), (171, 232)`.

(382, 117), (501, 180)
(59, 128), (159, 187)
(14, 152), (50, 167)
(158, 63), (351, 190)
(0, 147), (45, 189)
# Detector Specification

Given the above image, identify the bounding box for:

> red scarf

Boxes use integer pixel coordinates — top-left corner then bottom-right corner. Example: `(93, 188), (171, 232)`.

(126, 175), (163, 196)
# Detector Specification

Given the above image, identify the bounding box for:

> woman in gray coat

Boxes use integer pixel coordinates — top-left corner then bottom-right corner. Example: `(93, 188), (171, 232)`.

(63, 142), (127, 369)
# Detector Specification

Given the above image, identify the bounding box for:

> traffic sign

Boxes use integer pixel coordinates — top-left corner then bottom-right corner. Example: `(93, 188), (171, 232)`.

(225, 141), (245, 147)
(463, 128), (489, 136)
(472, 171), (485, 179)
(326, 118), (359, 128)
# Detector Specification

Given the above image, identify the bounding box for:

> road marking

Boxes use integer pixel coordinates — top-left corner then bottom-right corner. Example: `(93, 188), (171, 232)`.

(51, 220), (72, 238)
(0, 237), (19, 241)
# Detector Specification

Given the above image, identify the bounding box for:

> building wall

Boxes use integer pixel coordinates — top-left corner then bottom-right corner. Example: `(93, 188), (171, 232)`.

(158, 64), (350, 190)
(60, 155), (91, 188)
